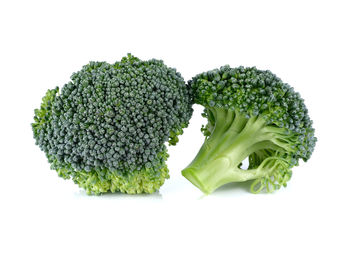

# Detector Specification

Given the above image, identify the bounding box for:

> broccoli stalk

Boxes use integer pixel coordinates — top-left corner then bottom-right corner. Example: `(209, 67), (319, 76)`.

(182, 66), (316, 194)
(182, 108), (294, 194)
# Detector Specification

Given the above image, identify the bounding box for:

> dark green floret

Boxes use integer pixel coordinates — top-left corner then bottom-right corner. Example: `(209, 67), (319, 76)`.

(182, 66), (316, 194)
(32, 54), (193, 194)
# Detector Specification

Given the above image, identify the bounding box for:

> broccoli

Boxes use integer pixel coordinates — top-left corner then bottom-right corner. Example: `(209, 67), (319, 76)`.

(32, 54), (193, 195)
(182, 66), (316, 194)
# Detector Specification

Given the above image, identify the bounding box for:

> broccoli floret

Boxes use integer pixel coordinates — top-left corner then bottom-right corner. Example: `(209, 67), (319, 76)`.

(32, 54), (193, 194)
(182, 66), (316, 194)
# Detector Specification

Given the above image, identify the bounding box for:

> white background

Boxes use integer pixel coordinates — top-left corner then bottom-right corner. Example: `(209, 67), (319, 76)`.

(1, 0), (349, 256)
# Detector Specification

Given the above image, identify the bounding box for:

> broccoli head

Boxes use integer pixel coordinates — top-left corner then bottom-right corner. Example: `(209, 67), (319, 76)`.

(182, 66), (316, 194)
(32, 54), (193, 194)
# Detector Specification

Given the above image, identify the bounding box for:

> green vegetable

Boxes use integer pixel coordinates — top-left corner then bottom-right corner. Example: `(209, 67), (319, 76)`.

(182, 66), (316, 194)
(32, 54), (193, 194)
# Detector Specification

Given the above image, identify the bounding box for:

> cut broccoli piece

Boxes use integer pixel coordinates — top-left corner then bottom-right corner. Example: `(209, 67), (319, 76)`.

(182, 66), (316, 194)
(32, 54), (193, 194)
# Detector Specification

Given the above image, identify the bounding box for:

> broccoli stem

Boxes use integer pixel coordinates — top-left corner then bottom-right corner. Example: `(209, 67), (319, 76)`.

(182, 108), (287, 194)
(182, 160), (265, 194)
